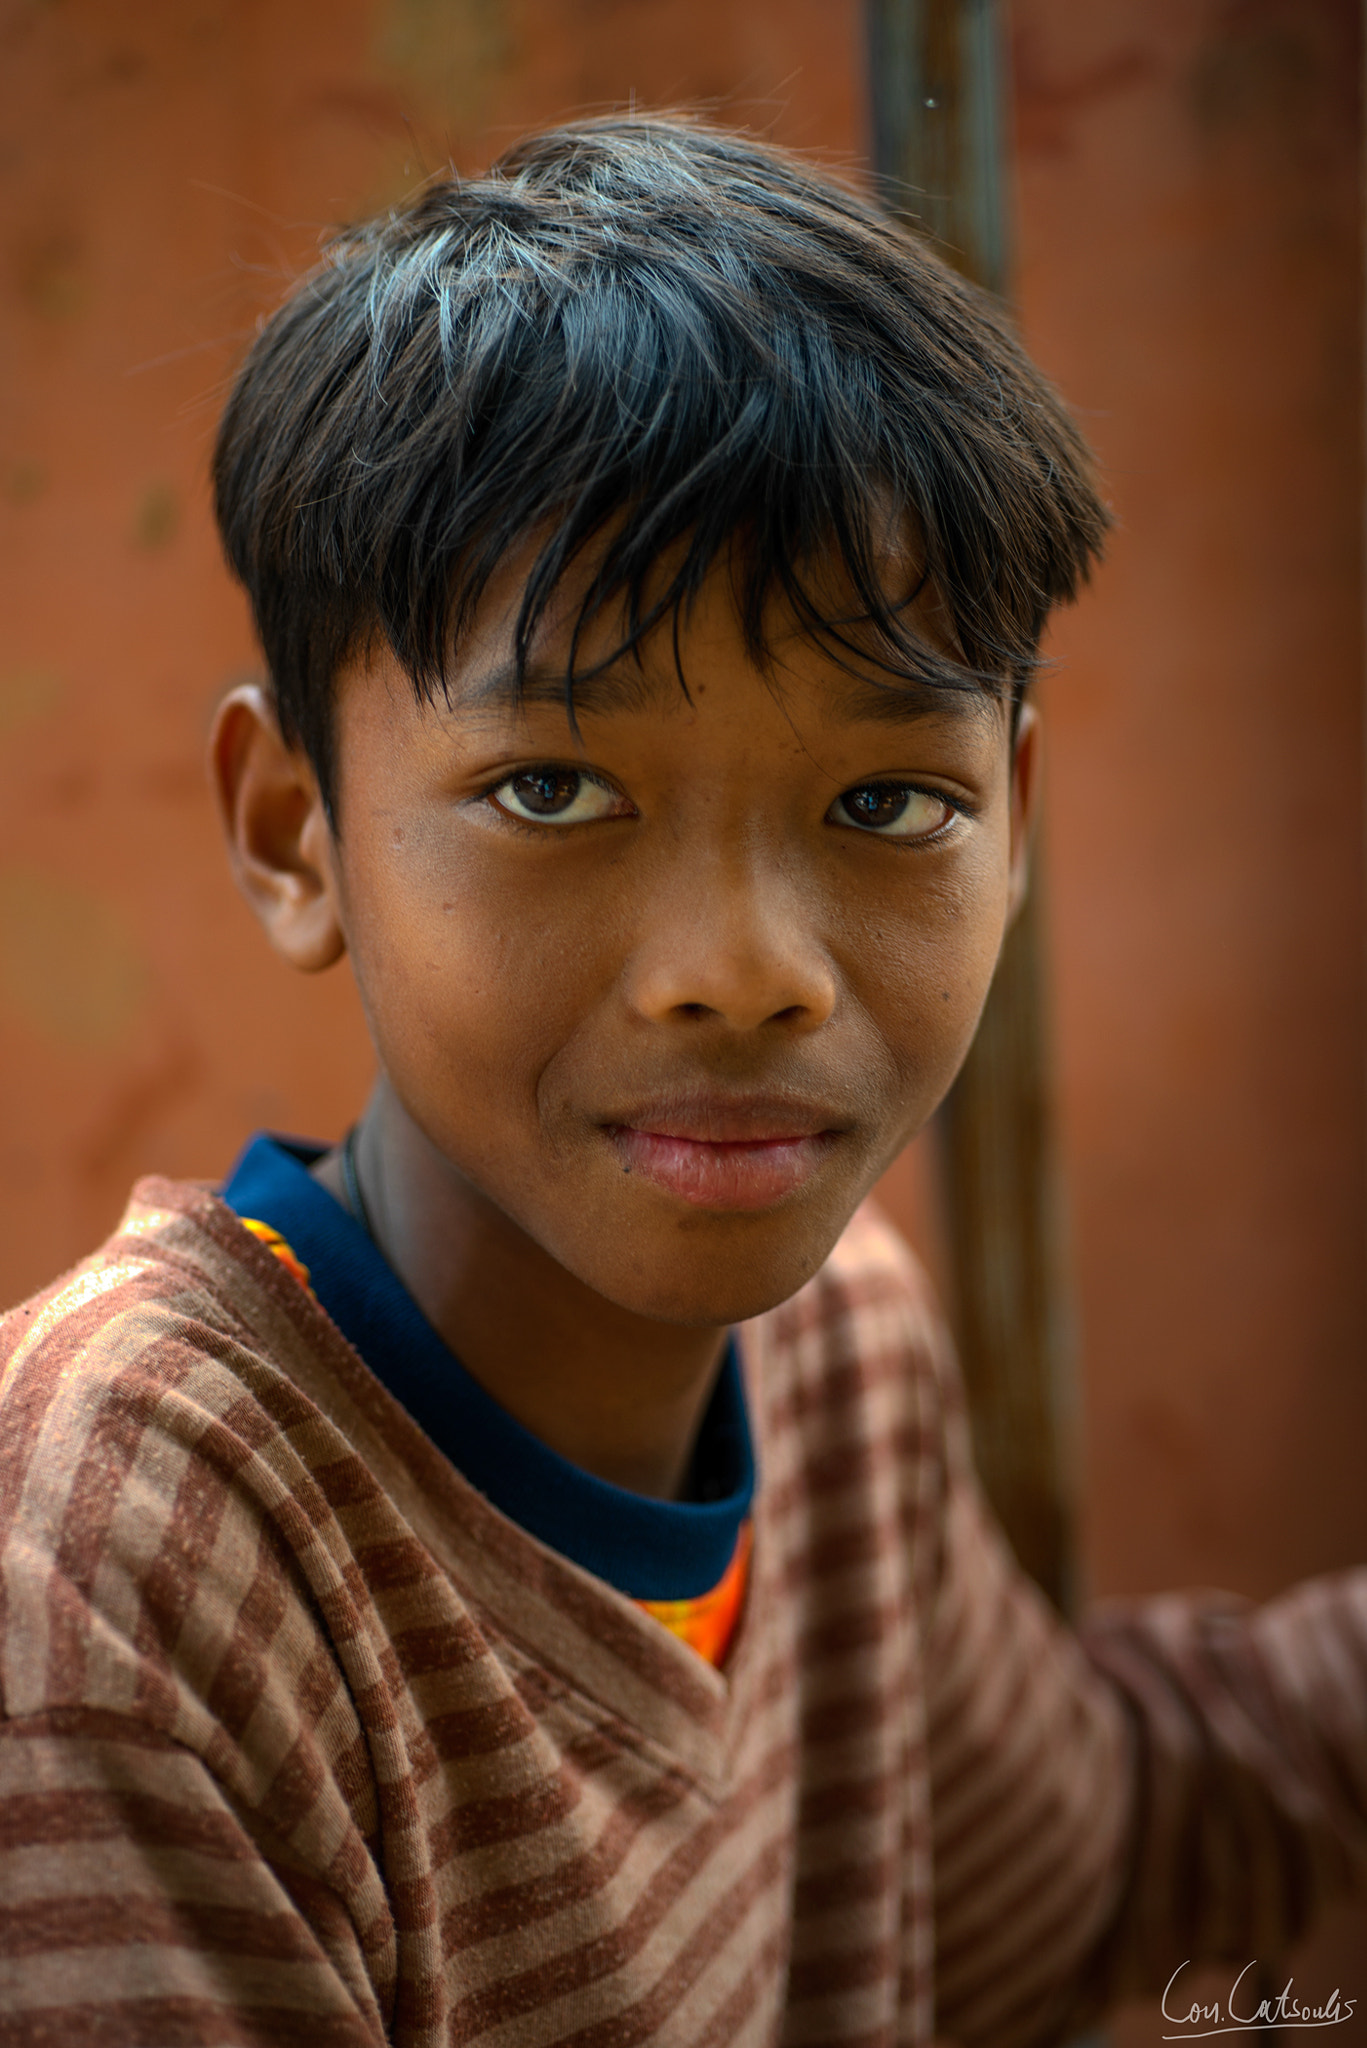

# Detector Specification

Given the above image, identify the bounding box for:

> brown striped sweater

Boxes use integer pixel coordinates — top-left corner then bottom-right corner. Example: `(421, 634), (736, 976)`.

(0, 1178), (1363, 2046)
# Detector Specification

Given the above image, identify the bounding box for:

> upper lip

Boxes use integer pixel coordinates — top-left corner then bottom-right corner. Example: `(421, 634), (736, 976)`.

(599, 1091), (852, 1144)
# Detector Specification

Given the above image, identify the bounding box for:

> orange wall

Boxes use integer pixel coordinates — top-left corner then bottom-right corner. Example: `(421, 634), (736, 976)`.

(2, 0), (1364, 2019)
(1018, 0), (1366, 1608)
(1006, 1), (1367, 2014)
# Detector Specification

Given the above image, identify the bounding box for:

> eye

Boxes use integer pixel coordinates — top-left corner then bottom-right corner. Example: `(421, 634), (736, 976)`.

(489, 766), (629, 827)
(829, 782), (957, 840)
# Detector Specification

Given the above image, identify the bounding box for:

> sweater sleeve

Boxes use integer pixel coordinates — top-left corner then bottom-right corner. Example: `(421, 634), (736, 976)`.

(920, 1334), (1367, 2046)
(1077, 1572), (1367, 1996)
(0, 1711), (389, 2047)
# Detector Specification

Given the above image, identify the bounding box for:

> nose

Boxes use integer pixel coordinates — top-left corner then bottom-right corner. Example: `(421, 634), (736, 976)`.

(624, 852), (838, 1034)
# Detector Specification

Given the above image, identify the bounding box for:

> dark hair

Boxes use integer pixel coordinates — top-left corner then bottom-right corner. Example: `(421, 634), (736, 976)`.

(214, 114), (1108, 816)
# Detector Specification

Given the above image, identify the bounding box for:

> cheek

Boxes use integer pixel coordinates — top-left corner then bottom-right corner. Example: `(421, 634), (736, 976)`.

(847, 852), (1012, 1091)
(340, 836), (616, 1135)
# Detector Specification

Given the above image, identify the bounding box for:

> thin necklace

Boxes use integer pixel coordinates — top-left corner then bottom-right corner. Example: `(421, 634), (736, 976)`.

(341, 1124), (378, 1243)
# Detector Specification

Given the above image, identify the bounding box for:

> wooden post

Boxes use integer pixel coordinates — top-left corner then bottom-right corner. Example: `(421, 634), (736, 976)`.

(866, 0), (1077, 1610)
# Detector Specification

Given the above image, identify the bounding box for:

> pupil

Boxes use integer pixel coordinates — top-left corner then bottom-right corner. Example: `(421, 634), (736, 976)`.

(515, 770), (577, 814)
(848, 785), (907, 826)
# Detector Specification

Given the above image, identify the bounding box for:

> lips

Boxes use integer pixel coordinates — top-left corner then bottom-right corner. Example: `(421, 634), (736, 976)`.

(600, 1094), (848, 1211)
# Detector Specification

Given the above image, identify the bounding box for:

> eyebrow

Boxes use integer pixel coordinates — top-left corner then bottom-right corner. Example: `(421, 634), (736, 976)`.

(453, 654), (1002, 730)
(823, 672), (1003, 729)
(457, 658), (670, 718)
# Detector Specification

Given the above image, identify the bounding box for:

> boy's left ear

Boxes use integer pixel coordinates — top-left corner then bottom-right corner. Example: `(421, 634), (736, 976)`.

(1006, 701), (1040, 925)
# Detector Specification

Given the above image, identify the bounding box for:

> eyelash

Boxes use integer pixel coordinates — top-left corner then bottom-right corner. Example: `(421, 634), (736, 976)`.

(482, 765), (631, 830)
(829, 781), (968, 845)
(481, 765), (969, 842)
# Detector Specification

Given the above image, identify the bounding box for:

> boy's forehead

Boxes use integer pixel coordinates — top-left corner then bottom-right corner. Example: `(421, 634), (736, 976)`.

(428, 533), (1004, 735)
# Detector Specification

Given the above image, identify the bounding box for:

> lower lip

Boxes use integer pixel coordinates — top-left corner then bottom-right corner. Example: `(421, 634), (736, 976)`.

(605, 1127), (834, 1210)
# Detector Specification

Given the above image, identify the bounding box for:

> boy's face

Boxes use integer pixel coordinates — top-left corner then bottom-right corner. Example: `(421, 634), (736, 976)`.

(238, 546), (1033, 1329)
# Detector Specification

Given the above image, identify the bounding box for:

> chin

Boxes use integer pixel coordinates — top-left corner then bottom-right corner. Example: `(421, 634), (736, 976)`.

(582, 1216), (845, 1329)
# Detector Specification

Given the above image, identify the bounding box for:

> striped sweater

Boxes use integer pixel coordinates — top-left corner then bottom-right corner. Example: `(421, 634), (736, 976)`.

(0, 1177), (1363, 2046)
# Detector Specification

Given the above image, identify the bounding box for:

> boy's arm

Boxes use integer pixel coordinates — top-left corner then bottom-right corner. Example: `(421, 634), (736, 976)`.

(921, 1343), (1367, 2047)
(0, 1712), (390, 2046)
(1077, 1572), (1367, 1994)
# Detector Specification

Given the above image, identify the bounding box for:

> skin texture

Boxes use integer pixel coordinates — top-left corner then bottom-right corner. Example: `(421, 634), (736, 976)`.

(212, 552), (1036, 1498)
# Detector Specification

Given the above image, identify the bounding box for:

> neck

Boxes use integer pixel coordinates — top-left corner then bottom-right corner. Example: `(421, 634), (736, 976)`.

(312, 1080), (729, 1500)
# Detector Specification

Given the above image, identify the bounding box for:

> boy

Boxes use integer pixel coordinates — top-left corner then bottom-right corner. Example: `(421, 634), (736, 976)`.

(0, 114), (1362, 2047)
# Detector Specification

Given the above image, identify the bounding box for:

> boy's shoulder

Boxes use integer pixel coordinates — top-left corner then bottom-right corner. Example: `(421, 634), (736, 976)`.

(0, 1187), (422, 1777)
(0, 1191), (410, 2025)
(0, 1174), (314, 1377)
(0, 1178), (349, 1590)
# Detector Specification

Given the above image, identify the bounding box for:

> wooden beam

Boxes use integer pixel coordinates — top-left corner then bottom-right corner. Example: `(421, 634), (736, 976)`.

(866, 0), (1078, 1610)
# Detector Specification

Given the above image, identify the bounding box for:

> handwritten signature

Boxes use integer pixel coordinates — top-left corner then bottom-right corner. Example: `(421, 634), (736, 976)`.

(1162, 1963), (1357, 2039)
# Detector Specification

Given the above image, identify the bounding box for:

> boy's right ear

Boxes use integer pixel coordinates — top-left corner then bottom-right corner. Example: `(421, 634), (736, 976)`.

(209, 684), (346, 972)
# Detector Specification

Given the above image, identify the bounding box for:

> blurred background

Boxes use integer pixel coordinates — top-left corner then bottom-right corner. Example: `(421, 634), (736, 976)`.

(1, 0), (1364, 2029)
